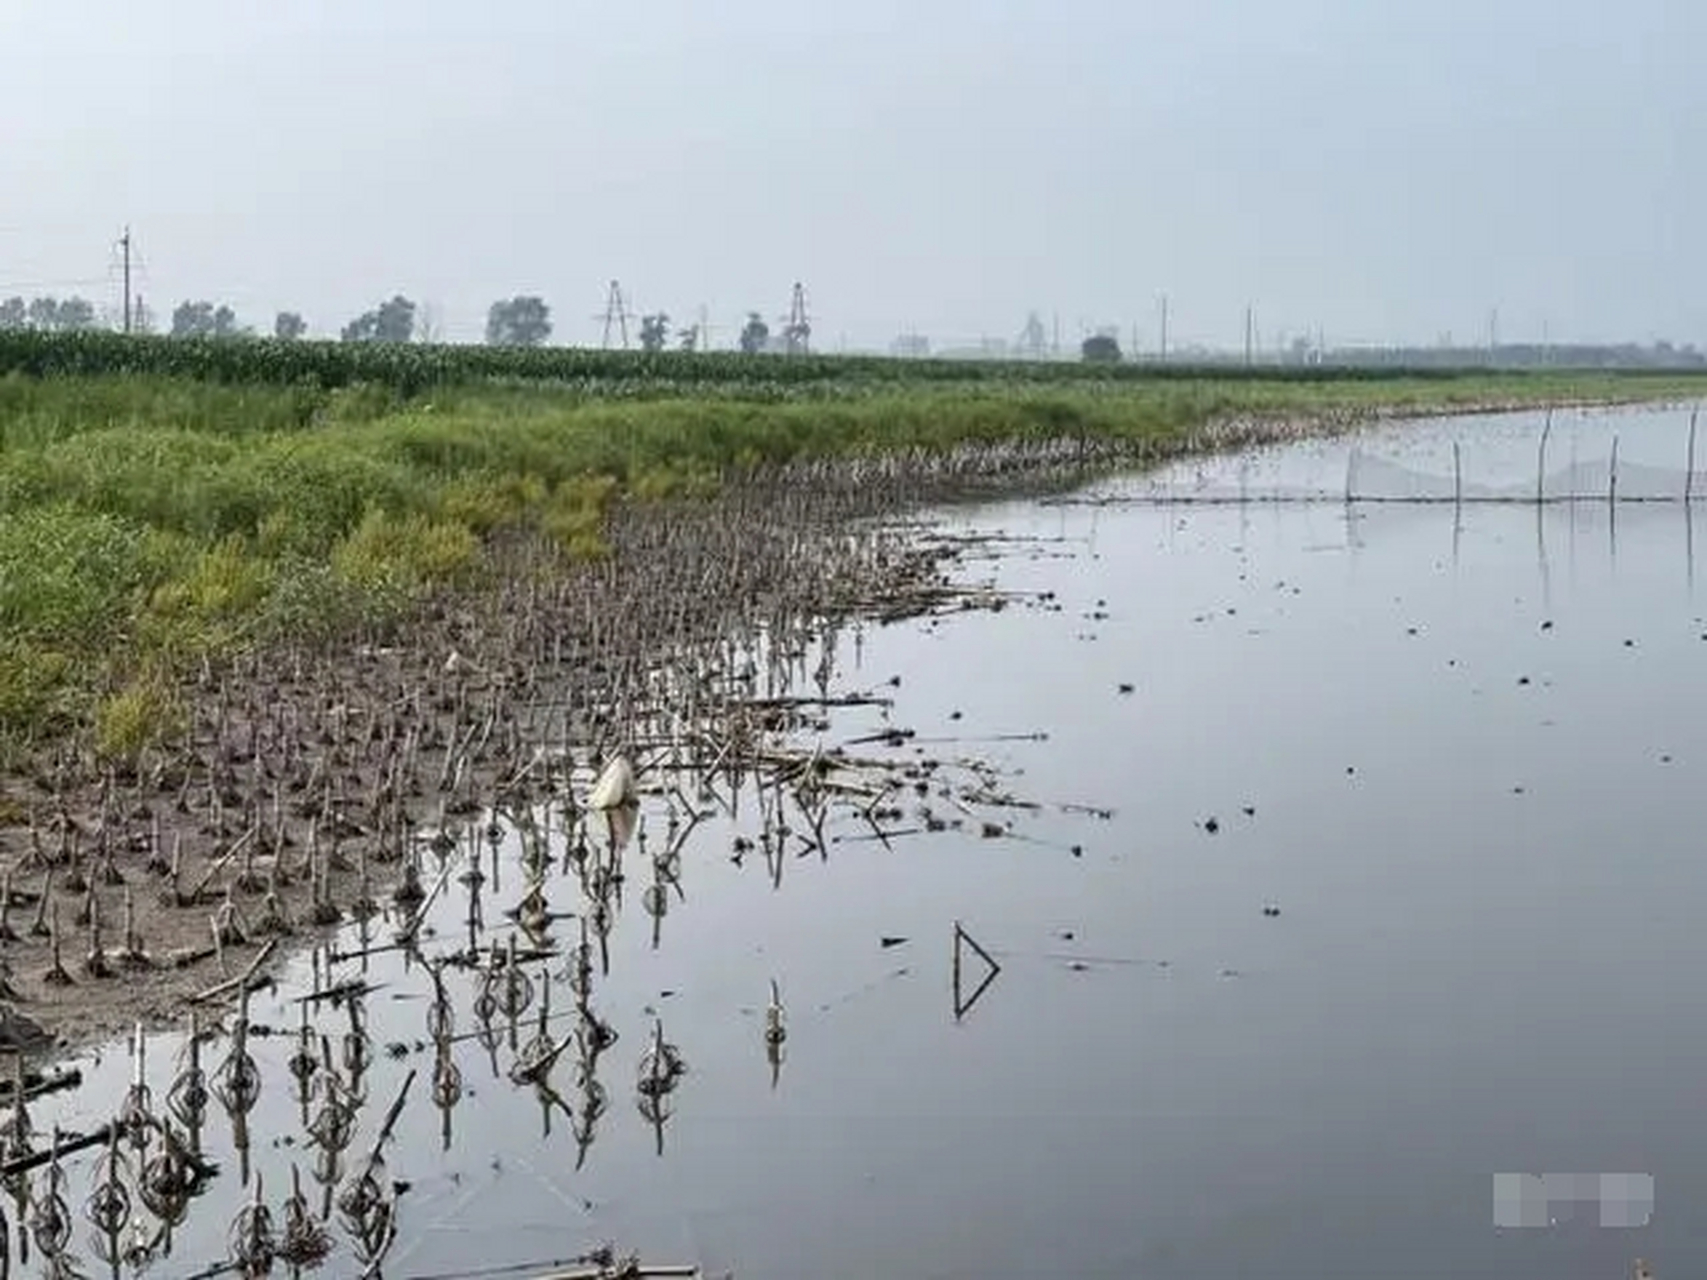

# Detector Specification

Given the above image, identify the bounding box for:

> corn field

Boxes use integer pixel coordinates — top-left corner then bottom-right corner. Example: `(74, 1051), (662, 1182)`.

(0, 330), (1649, 397)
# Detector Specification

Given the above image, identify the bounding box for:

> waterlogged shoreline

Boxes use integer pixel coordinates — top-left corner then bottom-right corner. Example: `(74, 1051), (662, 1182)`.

(0, 442), (1101, 1051)
(0, 395), (1698, 1280)
(0, 382), (1698, 1051)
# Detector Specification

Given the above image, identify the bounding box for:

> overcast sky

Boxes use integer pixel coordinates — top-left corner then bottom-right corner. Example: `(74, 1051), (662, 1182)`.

(2, 0), (1702, 351)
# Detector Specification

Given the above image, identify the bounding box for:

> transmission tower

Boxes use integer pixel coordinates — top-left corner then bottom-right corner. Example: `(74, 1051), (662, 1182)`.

(782, 282), (811, 355)
(593, 280), (632, 349)
(1016, 311), (1047, 359)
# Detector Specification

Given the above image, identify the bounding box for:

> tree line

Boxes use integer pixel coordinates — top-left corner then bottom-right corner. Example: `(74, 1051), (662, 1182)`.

(0, 292), (538, 345)
(0, 296), (100, 332)
(0, 293), (831, 353)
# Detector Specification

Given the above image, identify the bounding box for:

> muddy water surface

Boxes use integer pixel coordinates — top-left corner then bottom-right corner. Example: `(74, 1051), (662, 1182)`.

(20, 403), (1707, 1280)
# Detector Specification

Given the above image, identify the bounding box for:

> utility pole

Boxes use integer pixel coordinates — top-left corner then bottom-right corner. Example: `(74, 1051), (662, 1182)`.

(119, 227), (132, 334)
(1051, 312), (1060, 359)
(1159, 294), (1169, 363)
(1244, 304), (1254, 367)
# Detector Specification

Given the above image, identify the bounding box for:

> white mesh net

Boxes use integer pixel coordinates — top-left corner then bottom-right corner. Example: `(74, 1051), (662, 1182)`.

(1110, 409), (1707, 505)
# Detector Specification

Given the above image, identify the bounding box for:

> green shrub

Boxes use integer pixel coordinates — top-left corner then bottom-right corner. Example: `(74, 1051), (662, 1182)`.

(95, 667), (186, 762)
(0, 505), (150, 643)
(331, 507), (481, 594)
(0, 640), (74, 736)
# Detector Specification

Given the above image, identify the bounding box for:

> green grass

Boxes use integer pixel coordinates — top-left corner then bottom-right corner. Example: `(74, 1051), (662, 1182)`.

(0, 341), (1702, 759)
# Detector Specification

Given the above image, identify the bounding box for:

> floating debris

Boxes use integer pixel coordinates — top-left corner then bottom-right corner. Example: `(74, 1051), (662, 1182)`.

(764, 980), (787, 1049)
(589, 755), (637, 811)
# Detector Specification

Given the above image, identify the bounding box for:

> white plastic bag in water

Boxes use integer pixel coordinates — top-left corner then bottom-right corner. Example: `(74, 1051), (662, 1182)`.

(589, 754), (636, 810)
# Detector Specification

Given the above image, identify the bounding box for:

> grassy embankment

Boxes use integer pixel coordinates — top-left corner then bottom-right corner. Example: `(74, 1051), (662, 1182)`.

(0, 332), (1701, 760)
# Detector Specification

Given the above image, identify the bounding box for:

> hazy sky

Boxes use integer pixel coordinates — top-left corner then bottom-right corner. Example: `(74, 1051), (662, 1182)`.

(3, 0), (1703, 350)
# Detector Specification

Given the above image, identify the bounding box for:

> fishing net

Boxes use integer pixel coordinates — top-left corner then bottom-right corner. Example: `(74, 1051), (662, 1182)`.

(1105, 416), (1707, 506)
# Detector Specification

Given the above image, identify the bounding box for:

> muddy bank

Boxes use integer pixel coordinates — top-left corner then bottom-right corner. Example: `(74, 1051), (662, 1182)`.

(0, 438), (1118, 1049)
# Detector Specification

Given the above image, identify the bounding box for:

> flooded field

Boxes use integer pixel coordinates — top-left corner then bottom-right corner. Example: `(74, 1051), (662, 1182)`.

(7, 402), (1706, 1279)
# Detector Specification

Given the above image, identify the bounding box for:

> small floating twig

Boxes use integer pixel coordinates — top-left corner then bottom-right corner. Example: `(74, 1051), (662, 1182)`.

(291, 975), (385, 1005)
(527, 1266), (699, 1280)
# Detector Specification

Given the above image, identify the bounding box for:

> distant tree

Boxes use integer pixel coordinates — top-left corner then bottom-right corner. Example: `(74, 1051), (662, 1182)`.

(678, 324), (699, 353)
(168, 300), (247, 338)
(376, 296), (415, 342)
(342, 295), (416, 343)
(27, 297), (59, 331)
(274, 311), (307, 341)
(739, 312), (769, 355)
(169, 300), (252, 338)
(1081, 333), (1122, 364)
(0, 297), (27, 330)
(639, 313), (669, 353)
(54, 297), (97, 331)
(485, 296), (552, 347)
(171, 301), (215, 338)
